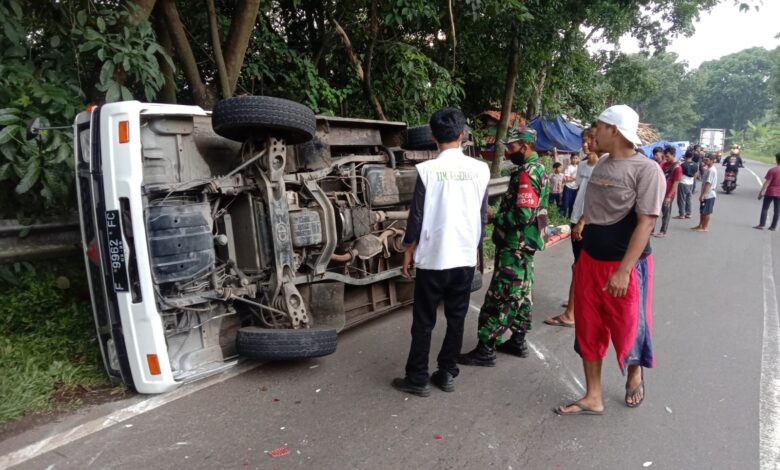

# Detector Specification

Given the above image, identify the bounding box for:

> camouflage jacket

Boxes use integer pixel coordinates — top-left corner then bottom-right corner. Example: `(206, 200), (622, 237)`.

(491, 152), (550, 252)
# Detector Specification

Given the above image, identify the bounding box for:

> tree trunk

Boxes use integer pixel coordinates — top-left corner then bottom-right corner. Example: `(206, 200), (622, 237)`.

(448, 0), (457, 74)
(158, 0), (215, 108)
(332, 18), (386, 120)
(153, 7), (177, 103)
(205, 0), (231, 99)
(131, 0), (158, 21)
(531, 65), (548, 119)
(490, 37), (519, 178)
(223, 0), (261, 94)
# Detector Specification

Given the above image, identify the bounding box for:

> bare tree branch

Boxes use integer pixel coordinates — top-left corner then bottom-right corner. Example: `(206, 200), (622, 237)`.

(205, 0), (231, 99)
(152, 5), (177, 103)
(159, 0), (214, 108)
(131, 0), (158, 21)
(223, 0), (261, 94)
(490, 37), (519, 178)
(448, 0), (457, 74)
(332, 18), (386, 120)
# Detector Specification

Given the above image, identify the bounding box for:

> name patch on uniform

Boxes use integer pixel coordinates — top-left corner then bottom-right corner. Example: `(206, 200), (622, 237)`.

(516, 170), (539, 208)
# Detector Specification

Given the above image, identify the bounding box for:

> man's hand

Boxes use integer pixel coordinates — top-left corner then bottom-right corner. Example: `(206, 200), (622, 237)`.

(487, 206), (494, 222)
(572, 220), (585, 241)
(604, 267), (631, 297)
(401, 243), (416, 279)
(758, 193), (764, 200)
(699, 194), (705, 203)
(663, 198), (671, 207)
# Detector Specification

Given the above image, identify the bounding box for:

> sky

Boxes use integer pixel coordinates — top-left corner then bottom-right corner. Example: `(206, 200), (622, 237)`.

(592, 1), (780, 69)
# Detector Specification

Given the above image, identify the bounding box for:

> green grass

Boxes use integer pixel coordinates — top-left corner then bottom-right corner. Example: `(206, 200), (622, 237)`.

(0, 259), (109, 425)
(742, 149), (776, 165)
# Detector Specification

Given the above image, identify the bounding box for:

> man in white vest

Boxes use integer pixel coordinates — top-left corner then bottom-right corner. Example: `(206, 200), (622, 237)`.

(392, 107), (490, 397)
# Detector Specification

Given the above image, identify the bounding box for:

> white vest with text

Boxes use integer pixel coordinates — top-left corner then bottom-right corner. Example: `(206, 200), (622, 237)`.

(413, 148), (490, 270)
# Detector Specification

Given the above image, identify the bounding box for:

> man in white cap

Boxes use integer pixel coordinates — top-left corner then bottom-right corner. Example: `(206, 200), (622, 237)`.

(555, 105), (664, 415)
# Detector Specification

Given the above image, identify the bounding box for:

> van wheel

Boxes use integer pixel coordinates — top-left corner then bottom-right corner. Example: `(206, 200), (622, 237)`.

(212, 96), (316, 145)
(236, 327), (338, 360)
(404, 125), (438, 150)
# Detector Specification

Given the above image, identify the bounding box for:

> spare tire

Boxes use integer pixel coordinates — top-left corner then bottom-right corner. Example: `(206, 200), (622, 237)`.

(404, 125), (438, 150)
(212, 96), (316, 145)
(236, 326), (337, 360)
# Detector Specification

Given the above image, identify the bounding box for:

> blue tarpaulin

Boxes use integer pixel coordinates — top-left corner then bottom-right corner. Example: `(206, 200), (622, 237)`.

(528, 115), (582, 153)
(640, 140), (684, 160)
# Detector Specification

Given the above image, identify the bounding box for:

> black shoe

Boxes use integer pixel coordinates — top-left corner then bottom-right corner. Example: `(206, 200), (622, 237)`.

(391, 377), (430, 397)
(496, 333), (529, 358)
(430, 370), (455, 392)
(457, 342), (496, 367)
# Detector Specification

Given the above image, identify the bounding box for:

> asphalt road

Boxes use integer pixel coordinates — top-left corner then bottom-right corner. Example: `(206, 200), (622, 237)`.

(4, 159), (780, 470)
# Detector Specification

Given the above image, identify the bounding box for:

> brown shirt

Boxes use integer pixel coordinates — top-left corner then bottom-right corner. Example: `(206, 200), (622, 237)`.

(584, 153), (665, 226)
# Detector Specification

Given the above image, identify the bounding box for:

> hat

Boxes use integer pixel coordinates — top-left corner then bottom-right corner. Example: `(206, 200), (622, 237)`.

(502, 127), (536, 144)
(597, 105), (642, 146)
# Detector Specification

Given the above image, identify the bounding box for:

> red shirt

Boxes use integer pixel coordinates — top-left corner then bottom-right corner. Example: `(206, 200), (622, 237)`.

(765, 166), (780, 198)
(661, 161), (682, 199)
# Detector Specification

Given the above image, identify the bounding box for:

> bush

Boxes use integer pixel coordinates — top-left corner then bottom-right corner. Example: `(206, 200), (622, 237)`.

(0, 259), (107, 425)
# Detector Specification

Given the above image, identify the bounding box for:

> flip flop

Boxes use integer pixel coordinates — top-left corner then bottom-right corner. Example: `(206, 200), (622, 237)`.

(625, 370), (645, 408)
(554, 402), (604, 416)
(544, 315), (574, 328)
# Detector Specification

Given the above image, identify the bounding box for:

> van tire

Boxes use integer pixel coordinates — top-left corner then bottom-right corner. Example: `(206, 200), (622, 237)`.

(404, 125), (438, 150)
(212, 96), (316, 145)
(236, 326), (338, 360)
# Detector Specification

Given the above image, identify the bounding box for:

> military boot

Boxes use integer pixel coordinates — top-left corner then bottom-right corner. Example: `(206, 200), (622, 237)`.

(457, 341), (496, 367)
(495, 333), (529, 358)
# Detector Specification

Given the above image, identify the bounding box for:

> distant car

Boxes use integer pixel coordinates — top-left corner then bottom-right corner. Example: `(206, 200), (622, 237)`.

(74, 97), (497, 393)
(672, 141), (690, 152)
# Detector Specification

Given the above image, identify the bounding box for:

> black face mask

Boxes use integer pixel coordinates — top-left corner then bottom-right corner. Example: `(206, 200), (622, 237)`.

(508, 151), (526, 165)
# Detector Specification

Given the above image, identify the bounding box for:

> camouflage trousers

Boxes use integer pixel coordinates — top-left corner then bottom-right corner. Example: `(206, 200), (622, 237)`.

(477, 247), (535, 345)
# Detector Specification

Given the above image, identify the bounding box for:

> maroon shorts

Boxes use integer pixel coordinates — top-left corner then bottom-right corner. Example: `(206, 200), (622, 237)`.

(573, 251), (655, 373)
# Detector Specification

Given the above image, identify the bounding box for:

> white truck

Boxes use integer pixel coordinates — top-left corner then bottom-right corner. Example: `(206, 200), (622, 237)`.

(699, 128), (726, 153)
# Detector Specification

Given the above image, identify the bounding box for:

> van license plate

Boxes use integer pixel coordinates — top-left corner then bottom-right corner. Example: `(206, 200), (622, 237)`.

(105, 210), (129, 292)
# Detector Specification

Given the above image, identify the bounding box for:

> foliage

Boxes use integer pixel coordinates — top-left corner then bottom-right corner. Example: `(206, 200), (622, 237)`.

(606, 52), (701, 140)
(692, 47), (776, 132)
(0, 259), (108, 425)
(0, 0), (167, 219)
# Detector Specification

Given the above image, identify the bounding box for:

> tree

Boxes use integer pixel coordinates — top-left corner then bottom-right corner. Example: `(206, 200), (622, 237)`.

(605, 52), (701, 140)
(692, 47), (776, 133)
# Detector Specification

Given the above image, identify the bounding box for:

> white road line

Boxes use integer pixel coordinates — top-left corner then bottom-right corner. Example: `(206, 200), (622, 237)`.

(745, 166), (763, 187)
(0, 361), (261, 470)
(760, 238), (780, 470)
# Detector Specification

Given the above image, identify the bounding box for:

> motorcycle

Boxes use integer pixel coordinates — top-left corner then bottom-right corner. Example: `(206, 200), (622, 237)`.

(722, 170), (737, 194)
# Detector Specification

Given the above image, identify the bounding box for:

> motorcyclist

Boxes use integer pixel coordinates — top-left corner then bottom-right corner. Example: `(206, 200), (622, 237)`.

(722, 144), (744, 174)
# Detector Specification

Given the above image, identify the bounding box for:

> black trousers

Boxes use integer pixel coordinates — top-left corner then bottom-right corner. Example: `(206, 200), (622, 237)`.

(659, 202), (672, 233)
(405, 266), (474, 385)
(759, 196), (780, 229)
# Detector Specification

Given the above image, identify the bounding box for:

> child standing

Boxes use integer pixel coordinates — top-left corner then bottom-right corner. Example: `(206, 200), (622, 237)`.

(549, 162), (564, 212)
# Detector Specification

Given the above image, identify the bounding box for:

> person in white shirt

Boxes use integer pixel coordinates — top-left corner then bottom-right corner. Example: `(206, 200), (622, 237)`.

(544, 123), (599, 328)
(392, 108), (490, 397)
(691, 154), (717, 233)
(561, 155), (579, 218)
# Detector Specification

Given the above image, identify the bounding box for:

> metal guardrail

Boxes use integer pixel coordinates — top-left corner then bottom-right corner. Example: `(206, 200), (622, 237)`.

(488, 176), (510, 198)
(0, 177), (508, 264)
(0, 219), (81, 263)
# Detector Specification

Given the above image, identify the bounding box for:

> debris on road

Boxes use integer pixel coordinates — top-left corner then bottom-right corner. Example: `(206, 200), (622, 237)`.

(665, 406), (673, 414)
(267, 447), (290, 458)
(643, 462), (653, 467)
(434, 434), (442, 441)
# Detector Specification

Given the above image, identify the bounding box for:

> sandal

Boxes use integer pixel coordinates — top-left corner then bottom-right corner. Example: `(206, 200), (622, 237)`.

(544, 315), (574, 328)
(625, 369), (644, 408)
(554, 402), (604, 416)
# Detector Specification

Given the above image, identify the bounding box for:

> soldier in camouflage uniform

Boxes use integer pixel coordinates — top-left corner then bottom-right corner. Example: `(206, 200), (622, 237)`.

(458, 127), (550, 366)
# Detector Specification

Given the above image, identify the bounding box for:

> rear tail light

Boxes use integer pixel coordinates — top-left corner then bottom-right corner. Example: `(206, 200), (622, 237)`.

(147, 354), (161, 375)
(118, 120), (129, 144)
